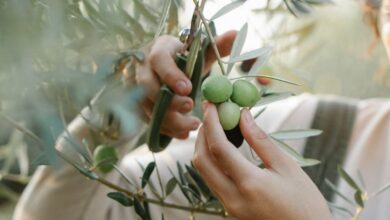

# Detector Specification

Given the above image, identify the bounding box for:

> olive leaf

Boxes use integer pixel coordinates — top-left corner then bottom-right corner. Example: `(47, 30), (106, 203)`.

(107, 192), (134, 207)
(204, 199), (224, 210)
(324, 179), (354, 205)
(327, 202), (354, 218)
(210, 0), (245, 20)
(270, 129), (322, 140)
(185, 164), (212, 200)
(227, 23), (248, 74)
(272, 138), (320, 167)
(113, 165), (135, 186)
(354, 190), (365, 208)
(253, 107), (267, 119)
(254, 92), (294, 107)
(134, 198), (151, 220)
(181, 185), (201, 202)
(142, 162), (156, 188)
(186, 31), (202, 78)
(153, 0), (171, 40)
(74, 163), (98, 180)
(227, 47), (272, 64)
(337, 166), (361, 192)
(165, 177), (177, 197)
(247, 48), (273, 77)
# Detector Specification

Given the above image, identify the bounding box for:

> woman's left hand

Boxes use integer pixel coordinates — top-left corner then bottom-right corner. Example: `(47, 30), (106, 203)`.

(193, 102), (333, 220)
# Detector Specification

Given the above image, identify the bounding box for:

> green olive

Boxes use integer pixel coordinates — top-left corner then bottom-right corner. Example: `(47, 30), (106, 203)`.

(201, 75), (233, 103)
(93, 145), (118, 173)
(218, 102), (241, 131)
(231, 80), (260, 107)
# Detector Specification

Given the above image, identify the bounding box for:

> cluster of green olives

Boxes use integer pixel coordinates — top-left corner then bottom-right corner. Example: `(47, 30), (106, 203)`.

(201, 75), (260, 131)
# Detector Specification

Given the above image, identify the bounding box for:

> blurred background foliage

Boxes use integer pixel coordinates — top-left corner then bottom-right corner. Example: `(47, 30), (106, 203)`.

(0, 0), (389, 218)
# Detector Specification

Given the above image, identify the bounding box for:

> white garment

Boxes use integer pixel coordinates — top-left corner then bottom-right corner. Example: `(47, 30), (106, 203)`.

(13, 94), (390, 220)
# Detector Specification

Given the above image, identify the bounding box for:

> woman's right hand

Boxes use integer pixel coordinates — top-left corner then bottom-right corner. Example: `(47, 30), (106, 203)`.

(134, 32), (236, 139)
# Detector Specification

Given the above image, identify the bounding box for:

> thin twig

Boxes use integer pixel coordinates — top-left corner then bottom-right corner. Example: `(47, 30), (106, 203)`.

(192, 0), (226, 75)
(96, 177), (226, 216)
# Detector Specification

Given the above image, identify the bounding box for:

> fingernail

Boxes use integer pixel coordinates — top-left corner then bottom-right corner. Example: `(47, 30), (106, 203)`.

(176, 80), (189, 94)
(192, 121), (200, 130)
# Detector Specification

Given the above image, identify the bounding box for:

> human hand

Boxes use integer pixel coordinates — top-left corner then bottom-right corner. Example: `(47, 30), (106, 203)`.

(193, 102), (332, 220)
(135, 31), (236, 139)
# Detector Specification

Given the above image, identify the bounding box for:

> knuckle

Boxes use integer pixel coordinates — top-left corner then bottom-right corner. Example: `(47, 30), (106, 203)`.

(208, 140), (224, 158)
(237, 179), (255, 196)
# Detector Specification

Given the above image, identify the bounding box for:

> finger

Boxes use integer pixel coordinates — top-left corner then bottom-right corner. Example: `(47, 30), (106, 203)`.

(149, 36), (192, 96)
(239, 109), (293, 171)
(193, 128), (239, 201)
(169, 95), (194, 113)
(161, 112), (200, 134)
(135, 63), (161, 101)
(202, 102), (256, 182)
(204, 31), (237, 72)
(161, 130), (189, 140)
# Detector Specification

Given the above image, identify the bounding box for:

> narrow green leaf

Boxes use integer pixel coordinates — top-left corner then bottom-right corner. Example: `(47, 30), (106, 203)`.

(153, 0), (171, 40)
(247, 48), (273, 77)
(325, 179), (354, 205)
(228, 47), (272, 63)
(210, 0), (245, 20)
(182, 185), (201, 202)
(227, 23), (248, 74)
(354, 190), (364, 208)
(134, 198), (149, 220)
(142, 162), (156, 188)
(185, 164), (211, 199)
(273, 139), (320, 167)
(337, 166), (361, 192)
(255, 92), (294, 107)
(165, 177), (177, 197)
(186, 31), (202, 78)
(229, 75), (300, 85)
(176, 162), (187, 185)
(168, 167), (193, 203)
(253, 107), (267, 119)
(113, 165), (135, 186)
(74, 163), (98, 180)
(107, 192), (133, 207)
(204, 200), (224, 210)
(270, 129), (322, 140)
(327, 202), (354, 217)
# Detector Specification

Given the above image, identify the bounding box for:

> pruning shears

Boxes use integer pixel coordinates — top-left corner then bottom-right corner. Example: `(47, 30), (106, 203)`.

(146, 7), (215, 152)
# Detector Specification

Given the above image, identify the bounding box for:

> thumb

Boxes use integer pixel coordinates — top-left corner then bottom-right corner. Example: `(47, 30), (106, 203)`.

(204, 30), (237, 72)
(239, 109), (293, 170)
